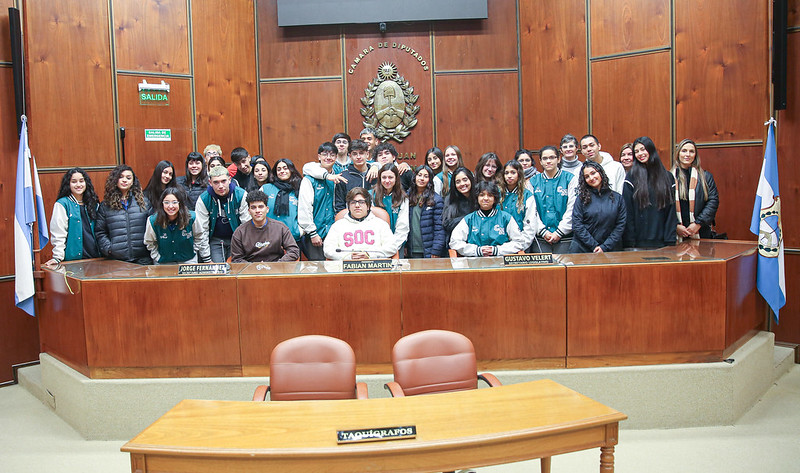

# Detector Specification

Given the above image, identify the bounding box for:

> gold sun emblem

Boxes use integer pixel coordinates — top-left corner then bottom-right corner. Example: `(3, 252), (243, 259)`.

(377, 62), (398, 81)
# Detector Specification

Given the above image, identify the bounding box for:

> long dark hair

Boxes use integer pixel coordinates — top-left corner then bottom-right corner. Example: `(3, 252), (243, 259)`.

(184, 152), (208, 186)
(629, 136), (673, 209)
(144, 160), (176, 206)
(408, 165), (436, 208)
(425, 147), (444, 175)
(207, 155), (226, 171)
(56, 167), (100, 219)
(247, 157), (271, 191)
(444, 167), (476, 215)
(104, 165), (147, 211)
(475, 152), (502, 185)
(154, 186), (191, 229)
(448, 166), (475, 205)
(269, 158), (302, 193)
(372, 163), (407, 210)
(577, 161), (613, 205)
(501, 160), (527, 213)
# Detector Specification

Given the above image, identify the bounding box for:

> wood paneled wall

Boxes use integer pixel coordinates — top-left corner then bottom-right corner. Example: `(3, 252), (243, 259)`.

(520, 0), (588, 152)
(113, 0), (190, 74)
(257, 0), (342, 161)
(773, 7), (800, 344)
(675, 0), (769, 142)
(591, 52), (672, 160)
(193, 0), (259, 157)
(0, 280), (40, 383)
(25, 0), (117, 168)
(590, 0), (670, 57)
(1, 0), (13, 63)
(0, 66), (17, 277)
(3, 0), (795, 362)
(19, 0), (774, 224)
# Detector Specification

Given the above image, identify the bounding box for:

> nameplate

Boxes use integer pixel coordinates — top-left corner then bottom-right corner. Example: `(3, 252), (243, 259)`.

(503, 253), (554, 266)
(337, 425), (416, 444)
(342, 259), (393, 272)
(178, 263), (231, 275)
(641, 256), (670, 261)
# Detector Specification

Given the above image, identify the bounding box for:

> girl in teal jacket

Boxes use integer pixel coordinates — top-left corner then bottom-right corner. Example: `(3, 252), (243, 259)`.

(262, 158), (303, 243)
(45, 168), (100, 265)
(143, 187), (204, 264)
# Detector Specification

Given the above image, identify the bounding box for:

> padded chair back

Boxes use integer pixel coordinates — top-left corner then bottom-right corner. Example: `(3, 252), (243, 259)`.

(269, 335), (358, 401)
(391, 330), (479, 396)
(370, 206), (391, 225)
(335, 207), (391, 225)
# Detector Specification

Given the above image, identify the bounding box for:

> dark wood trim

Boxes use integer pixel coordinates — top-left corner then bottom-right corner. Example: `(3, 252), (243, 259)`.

(567, 351), (723, 368)
(89, 366), (243, 379)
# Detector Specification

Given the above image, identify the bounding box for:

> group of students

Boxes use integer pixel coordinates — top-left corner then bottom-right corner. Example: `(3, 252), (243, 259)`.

(44, 128), (719, 267)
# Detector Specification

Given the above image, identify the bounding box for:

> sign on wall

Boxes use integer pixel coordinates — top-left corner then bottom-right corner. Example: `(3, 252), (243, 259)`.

(144, 129), (172, 142)
(139, 80), (170, 106)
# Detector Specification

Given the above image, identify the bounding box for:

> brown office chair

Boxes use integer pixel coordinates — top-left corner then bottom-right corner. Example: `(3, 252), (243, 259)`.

(385, 329), (501, 397)
(252, 335), (368, 401)
(385, 331), (549, 473)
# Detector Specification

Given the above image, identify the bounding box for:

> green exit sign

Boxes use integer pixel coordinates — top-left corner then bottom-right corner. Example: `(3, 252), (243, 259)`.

(145, 129), (172, 142)
(140, 92), (170, 106)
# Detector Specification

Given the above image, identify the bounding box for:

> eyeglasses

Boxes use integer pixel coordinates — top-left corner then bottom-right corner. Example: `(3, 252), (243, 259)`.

(349, 200), (368, 207)
(163, 201), (180, 206)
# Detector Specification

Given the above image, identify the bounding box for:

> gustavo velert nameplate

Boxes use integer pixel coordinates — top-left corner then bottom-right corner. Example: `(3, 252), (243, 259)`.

(503, 253), (554, 266)
(178, 263), (231, 275)
(337, 426), (417, 444)
(342, 259), (393, 272)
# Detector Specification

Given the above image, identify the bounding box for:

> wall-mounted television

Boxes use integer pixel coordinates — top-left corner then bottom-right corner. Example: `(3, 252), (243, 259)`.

(277, 0), (488, 27)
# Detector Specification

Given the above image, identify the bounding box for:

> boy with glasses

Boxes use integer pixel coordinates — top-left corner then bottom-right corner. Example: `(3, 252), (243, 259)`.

(323, 187), (395, 260)
(298, 142), (338, 260)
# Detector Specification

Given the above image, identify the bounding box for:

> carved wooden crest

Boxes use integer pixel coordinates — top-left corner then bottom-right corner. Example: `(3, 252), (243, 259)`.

(361, 62), (419, 143)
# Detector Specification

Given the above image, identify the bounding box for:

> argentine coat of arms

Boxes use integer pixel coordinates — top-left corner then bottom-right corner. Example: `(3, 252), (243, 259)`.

(361, 62), (419, 143)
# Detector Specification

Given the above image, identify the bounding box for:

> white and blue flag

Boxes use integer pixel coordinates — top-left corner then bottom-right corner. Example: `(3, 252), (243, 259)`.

(14, 116), (49, 316)
(749, 120), (785, 323)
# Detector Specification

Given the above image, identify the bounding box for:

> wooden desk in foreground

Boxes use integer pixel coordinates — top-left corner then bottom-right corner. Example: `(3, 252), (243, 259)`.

(122, 380), (627, 473)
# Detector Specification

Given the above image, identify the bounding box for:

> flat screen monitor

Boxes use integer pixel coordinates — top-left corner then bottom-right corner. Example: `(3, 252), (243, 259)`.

(277, 0), (488, 27)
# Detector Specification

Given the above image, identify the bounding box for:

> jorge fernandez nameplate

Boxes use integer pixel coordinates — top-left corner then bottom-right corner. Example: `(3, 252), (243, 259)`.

(337, 425), (417, 444)
(178, 263), (231, 275)
(503, 253), (554, 266)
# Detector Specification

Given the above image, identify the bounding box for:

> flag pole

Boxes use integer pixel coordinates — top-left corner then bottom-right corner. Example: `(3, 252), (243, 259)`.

(22, 115), (47, 303)
(762, 117), (776, 332)
(751, 117), (786, 325)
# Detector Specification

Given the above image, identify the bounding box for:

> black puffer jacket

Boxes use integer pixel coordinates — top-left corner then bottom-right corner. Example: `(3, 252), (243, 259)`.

(96, 196), (152, 264)
(176, 175), (207, 211)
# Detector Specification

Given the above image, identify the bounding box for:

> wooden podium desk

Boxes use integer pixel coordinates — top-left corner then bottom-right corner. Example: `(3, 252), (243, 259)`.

(40, 240), (763, 378)
(122, 379), (627, 473)
(557, 240), (764, 367)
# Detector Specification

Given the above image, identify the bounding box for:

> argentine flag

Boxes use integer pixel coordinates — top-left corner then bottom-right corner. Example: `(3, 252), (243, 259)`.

(14, 116), (49, 316)
(749, 121), (785, 322)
